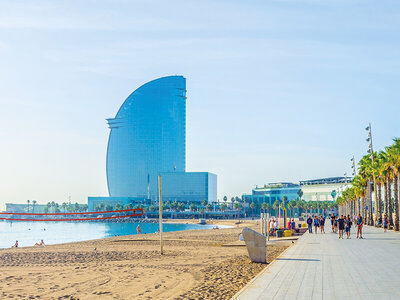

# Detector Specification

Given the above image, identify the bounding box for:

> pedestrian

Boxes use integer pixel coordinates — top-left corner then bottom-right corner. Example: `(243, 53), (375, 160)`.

(331, 214), (335, 233)
(271, 219), (276, 234)
(334, 216), (338, 233)
(337, 215), (345, 239)
(313, 215), (319, 234)
(136, 224), (142, 234)
(320, 216), (325, 234)
(384, 215), (388, 232)
(288, 219), (292, 230)
(307, 215), (313, 233)
(356, 215), (363, 239)
(345, 215), (352, 239)
(291, 219), (295, 234)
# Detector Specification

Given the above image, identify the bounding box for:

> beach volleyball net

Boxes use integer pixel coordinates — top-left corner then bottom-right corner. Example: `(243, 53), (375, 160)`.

(0, 208), (143, 221)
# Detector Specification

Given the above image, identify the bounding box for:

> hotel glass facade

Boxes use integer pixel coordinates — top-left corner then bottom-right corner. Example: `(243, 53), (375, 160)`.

(88, 76), (217, 210)
(106, 76), (186, 200)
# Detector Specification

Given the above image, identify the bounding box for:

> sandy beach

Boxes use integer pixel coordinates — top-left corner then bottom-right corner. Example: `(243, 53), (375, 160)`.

(0, 220), (289, 299)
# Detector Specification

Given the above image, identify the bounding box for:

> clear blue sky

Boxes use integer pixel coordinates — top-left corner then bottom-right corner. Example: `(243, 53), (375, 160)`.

(1, 0), (400, 209)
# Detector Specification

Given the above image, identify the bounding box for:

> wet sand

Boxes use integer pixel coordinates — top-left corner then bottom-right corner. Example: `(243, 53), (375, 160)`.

(0, 220), (289, 299)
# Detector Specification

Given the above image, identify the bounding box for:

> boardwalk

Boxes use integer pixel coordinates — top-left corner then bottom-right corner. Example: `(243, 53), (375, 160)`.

(232, 226), (400, 300)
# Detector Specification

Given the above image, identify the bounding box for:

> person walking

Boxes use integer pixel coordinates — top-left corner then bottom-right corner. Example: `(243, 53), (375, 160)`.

(313, 215), (319, 234)
(331, 214), (335, 233)
(320, 216), (325, 234)
(334, 216), (338, 233)
(337, 215), (345, 239)
(307, 216), (313, 233)
(384, 215), (388, 232)
(345, 215), (352, 239)
(291, 219), (296, 234)
(356, 215), (363, 239)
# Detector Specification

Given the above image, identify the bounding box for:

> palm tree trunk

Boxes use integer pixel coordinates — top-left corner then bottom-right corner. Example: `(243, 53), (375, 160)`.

(393, 172), (399, 231)
(377, 183), (383, 225)
(388, 178), (393, 227)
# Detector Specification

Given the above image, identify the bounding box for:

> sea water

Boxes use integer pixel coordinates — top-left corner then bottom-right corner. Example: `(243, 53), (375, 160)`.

(0, 221), (228, 248)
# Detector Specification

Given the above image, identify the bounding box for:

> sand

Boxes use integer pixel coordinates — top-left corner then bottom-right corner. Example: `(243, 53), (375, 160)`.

(0, 220), (289, 299)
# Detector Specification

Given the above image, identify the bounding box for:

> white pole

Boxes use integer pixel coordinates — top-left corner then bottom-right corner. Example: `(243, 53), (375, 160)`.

(158, 175), (163, 255)
(260, 213), (264, 234)
(266, 213), (270, 241)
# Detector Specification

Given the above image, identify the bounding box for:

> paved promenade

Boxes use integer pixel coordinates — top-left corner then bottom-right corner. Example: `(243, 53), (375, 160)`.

(232, 226), (400, 300)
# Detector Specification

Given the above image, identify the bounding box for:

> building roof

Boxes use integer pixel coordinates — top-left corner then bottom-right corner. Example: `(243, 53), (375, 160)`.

(299, 177), (352, 186)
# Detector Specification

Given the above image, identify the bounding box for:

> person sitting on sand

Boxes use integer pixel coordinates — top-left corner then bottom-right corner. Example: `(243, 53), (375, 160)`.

(35, 240), (45, 247)
(136, 224), (142, 234)
(12, 240), (18, 248)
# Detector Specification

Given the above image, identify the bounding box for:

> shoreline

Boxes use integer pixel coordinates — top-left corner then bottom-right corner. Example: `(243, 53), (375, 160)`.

(0, 220), (291, 299)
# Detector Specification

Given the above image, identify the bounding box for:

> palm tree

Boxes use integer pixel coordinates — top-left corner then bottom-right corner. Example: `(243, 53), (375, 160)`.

(149, 205), (156, 212)
(380, 151), (394, 226)
(223, 196), (227, 203)
(230, 197), (235, 209)
(297, 189), (303, 201)
(272, 200), (280, 217)
(51, 201), (56, 213)
(189, 203), (197, 212)
(261, 202), (268, 214)
(62, 202), (67, 213)
(387, 138), (400, 230)
(32, 200), (37, 213)
(359, 154), (375, 225)
(202, 199), (208, 208)
(124, 203), (133, 210)
(250, 202), (256, 217)
(220, 202), (227, 218)
(206, 203), (213, 213)
(26, 200), (30, 213)
(82, 204), (88, 212)
(233, 201), (242, 220)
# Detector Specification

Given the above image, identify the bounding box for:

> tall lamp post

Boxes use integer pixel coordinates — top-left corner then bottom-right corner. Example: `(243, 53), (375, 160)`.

(366, 123), (377, 226)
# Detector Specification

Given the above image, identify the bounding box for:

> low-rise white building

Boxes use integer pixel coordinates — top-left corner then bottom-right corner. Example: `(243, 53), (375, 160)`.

(300, 177), (352, 202)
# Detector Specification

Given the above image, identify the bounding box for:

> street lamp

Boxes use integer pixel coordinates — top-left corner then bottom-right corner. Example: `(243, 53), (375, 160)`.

(351, 156), (356, 177)
(366, 123), (377, 226)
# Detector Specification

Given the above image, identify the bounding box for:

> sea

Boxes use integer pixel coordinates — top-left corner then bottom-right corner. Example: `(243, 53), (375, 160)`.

(0, 221), (229, 248)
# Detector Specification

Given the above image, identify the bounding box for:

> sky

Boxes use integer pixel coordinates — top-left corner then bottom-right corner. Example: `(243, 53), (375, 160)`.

(0, 0), (400, 209)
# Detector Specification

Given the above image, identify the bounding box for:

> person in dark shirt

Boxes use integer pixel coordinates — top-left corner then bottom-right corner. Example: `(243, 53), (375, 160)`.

(319, 216), (325, 234)
(337, 215), (345, 239)
(307, 216), (313, 233)
(331, 214), (335, 233)
(345, 215), (352, 239)
(313, 216), (319, 234)
(356, 215), (363, 239)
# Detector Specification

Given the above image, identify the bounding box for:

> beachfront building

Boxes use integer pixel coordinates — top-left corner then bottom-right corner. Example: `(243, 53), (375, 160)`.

(242, 182), (300, 205)
(299, 177), (352, 202)
(5, 203), (46, 213)
(88, 76), (217, 211)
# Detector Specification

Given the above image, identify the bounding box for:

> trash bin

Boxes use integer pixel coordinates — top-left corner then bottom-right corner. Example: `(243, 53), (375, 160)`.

(284, 230), (292, 237)
(276, 230), (283, 238)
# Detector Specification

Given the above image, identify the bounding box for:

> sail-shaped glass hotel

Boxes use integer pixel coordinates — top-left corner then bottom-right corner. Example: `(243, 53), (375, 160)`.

(88, 76), (217, 211)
